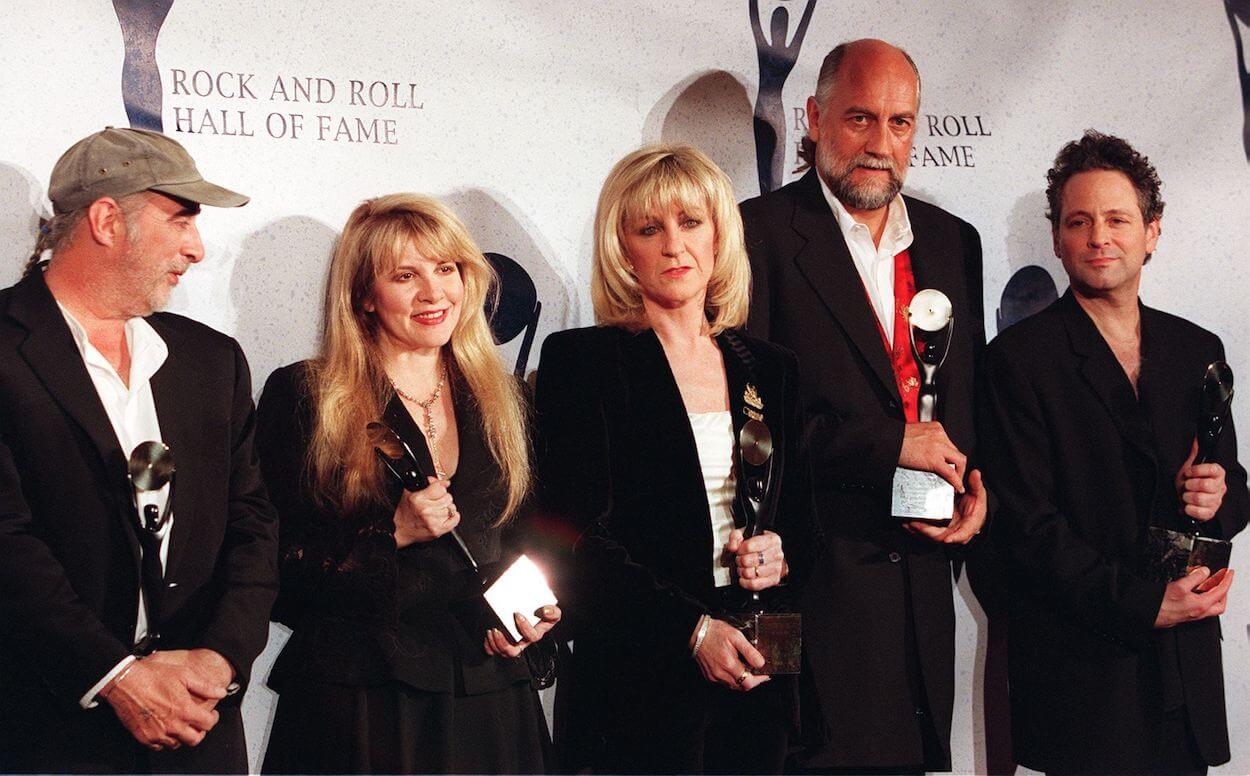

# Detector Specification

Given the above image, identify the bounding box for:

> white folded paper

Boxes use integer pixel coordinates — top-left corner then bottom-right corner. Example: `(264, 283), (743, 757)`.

(891, 467), (955, 522)
(482, 554), (558, 642)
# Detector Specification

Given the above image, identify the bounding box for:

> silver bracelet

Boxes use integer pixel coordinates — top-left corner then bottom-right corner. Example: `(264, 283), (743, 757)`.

(691, 614), (711, 658)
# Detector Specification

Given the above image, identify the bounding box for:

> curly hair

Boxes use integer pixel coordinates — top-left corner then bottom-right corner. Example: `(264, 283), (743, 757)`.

(1045, 130), (1164, 229)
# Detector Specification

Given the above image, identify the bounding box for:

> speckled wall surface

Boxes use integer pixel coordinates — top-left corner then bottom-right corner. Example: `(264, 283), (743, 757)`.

(2, 1), (1248, 772)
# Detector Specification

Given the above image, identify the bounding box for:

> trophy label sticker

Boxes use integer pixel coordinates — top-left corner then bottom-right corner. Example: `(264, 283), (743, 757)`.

(891, 467), (955, 520)
(483, 554), (558, 642)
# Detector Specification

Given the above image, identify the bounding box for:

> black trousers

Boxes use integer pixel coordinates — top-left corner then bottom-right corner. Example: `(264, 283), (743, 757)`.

(599, 677), (792, 775)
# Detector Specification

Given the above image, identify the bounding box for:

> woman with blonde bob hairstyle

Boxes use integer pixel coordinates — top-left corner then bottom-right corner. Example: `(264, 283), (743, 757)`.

(536, 146), (814, 773)
(257, 194), (559, 774)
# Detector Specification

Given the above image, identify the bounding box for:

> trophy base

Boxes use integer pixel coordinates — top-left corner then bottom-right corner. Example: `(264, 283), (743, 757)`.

(1141, 527), (1233, 583)
(891, 467), (954, 523)
(737, 612), (801, 675)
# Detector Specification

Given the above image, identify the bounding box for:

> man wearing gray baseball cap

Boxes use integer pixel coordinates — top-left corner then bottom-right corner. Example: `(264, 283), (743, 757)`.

(0, 127), (277, 773)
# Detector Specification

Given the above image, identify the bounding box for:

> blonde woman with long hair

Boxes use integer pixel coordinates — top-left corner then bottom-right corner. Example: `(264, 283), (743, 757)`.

(256, 194), (558, 774)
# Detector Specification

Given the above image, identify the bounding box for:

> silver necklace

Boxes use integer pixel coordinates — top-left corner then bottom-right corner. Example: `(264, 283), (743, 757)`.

(390, 365), (448, 479)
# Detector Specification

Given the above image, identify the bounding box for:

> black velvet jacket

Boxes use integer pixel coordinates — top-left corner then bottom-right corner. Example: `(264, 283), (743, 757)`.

(256, 362), (538, 696)
(533, 326), (817, 764)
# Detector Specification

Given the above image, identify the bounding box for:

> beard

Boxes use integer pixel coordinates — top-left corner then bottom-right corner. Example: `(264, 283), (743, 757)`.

(118, 238), (179, 316)
(816, 146), (904, 212)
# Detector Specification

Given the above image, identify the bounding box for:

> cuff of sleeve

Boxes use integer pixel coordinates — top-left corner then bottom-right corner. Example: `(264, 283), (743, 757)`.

(80, 654), (136, 709)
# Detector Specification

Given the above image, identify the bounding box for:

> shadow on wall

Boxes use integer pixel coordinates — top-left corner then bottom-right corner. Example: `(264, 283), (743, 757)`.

(229, 216), (339, 390)
(999, 191), (1064, 334)
(1226, 0), (1250, 161)
(643, 70), (760, 201)
(443, 188), (573, 379)
(0, 163), (46, 288)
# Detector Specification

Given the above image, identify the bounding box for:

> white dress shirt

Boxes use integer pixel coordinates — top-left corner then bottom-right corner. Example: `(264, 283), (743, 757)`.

(57, 303), (172, 708)
(817, 174), (914, 343)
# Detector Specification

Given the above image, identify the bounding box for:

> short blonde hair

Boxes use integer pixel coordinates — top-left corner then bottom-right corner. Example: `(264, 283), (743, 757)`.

(591, 145), (750, 335)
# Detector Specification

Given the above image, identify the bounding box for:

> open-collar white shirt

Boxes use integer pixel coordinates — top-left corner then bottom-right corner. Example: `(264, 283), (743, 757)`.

(817, 174), (914, 343)
(57, 303), (171, 707)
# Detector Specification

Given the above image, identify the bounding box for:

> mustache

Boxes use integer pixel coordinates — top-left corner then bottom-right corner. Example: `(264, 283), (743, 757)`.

(847, 154), (898, 173)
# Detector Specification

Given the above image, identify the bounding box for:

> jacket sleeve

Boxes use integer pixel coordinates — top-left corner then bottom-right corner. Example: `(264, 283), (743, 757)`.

(533, 333), (707, 654)
(1204, 339), (1250, 543)
(0, 436), (133, 703)
(195, 339), (280, 687)
(255, 364), (397, 632)
(977, 343), (1165, 647)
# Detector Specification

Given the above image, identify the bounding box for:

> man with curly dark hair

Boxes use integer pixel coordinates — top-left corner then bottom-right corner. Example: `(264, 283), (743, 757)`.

(978, 130), (1248, 772)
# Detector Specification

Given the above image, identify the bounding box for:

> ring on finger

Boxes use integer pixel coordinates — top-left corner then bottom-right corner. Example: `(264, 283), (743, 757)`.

(736, 669), (750, 686)
(757, 551), (765, 566)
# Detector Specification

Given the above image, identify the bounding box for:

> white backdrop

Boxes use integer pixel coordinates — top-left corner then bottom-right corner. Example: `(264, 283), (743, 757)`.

(3, 1), (1248, 773)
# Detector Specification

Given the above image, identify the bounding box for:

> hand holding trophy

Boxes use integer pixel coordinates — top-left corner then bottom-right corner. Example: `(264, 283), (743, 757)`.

(892, 289), (959, 523)
(367, 421), (558, 644)
(728, 389), (800, 676)
(1143, 361), (1236, 582)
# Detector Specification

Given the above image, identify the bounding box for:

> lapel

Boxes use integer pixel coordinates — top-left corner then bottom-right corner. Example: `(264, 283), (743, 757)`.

(717, 332), (788, 533)
(1138, 305), (1192, 472)
(1059, 291), (1158, 468)
(8, 273), (128, 480)
(618, 329), (710, 526)
(148, 318), (197, 577)
(6, 273), (138, 561)
(906, 198), (958, 395)
(715, 334), (751, 456)
(787, 171), (900, 404)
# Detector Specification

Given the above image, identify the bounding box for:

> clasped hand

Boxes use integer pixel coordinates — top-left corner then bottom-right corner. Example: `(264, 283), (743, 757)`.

(103, 648), (234, 750)
(898, 421), (986, 544)
(483, 605), (562, 658)
(725, 528), (786, 590)
(1175, 439), (1227, 522)
(394, 476), (460, 548)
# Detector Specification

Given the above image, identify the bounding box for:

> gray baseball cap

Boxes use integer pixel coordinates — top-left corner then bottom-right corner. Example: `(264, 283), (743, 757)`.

(48, 127), (249, 214)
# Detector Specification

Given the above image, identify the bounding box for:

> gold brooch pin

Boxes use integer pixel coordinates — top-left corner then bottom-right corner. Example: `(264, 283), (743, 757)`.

(744, 383), (763, 410)
(744, 383), (764, 421)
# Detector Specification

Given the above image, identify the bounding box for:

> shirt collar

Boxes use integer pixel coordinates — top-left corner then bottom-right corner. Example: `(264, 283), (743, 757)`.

(56, 303), (169, 387)
(816, 172), (914, 249)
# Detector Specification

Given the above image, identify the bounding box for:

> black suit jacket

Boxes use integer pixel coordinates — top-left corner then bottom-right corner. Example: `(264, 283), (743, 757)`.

(0, 271), (278, 773)
(533, 326), (815, 770)
(741, 170), (985, 768)
(978, 291), (1248, 772)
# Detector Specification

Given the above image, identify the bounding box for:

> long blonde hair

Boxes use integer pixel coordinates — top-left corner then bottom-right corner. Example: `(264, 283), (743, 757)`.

(307, 193), (530, 523)
(591, 145), (750, 335)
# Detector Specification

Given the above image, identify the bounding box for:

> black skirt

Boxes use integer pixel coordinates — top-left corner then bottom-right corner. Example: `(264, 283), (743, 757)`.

(261, 675), (551, 774)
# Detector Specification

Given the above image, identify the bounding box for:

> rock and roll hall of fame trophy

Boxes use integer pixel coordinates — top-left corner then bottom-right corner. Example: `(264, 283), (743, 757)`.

(729, 385), (801, 675)
(892, 288), (957, 523)
(1143, 361), (1236, 581)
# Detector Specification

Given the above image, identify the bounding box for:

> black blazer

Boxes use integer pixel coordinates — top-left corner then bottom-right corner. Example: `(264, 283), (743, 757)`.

(741, 170), (985, 768)
(255, 362), (534, 697)
(0, 271), (279, 773)
(978, 291), (1249, 772)
(533, 326), (815, 767)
